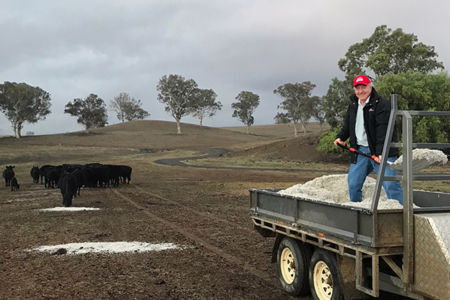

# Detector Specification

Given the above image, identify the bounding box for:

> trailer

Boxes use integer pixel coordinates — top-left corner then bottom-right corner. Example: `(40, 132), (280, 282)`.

(250, 96), (450, 299)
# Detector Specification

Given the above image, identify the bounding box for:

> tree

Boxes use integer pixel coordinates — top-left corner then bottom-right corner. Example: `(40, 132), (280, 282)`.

(190, 89), (222, 126)
(157, 74), (198, 134)
(311, 96), (326, 132)
(110, 92), (149, 122)
(375, 71), (450, 143)
(273, 81), (316, 137)
(338, 25), (444, 82)
(322, 78), (353, 128)
(319, 25), (447, 154)
(0, 81), (51, 138)
(64, 94), (108, 130)
(274, 112), (290, 124)
(231, 91), (259, 134)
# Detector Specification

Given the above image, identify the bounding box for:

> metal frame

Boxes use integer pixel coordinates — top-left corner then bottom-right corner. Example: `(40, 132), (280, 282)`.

(250, 94), (450, 298)
(366, 94), (450, 291)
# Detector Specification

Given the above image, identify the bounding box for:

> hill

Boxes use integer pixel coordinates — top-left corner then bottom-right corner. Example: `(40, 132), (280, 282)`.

(0, 120), (342, 167)
(221, 122), (328, 139)
(225, 134), (345, 163)
(0, 120), (288, 151)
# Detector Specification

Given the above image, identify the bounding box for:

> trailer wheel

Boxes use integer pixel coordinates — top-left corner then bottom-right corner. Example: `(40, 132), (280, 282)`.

(309, 249), (343, 300)
(276, 237), (310, 296)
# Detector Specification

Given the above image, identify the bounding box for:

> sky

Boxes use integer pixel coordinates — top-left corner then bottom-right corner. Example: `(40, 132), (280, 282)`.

(1, 0), (449, 135)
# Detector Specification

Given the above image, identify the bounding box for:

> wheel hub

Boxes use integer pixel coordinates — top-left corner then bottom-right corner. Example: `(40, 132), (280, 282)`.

(280, 247), (296, 284)
(313, 260), (333, 300)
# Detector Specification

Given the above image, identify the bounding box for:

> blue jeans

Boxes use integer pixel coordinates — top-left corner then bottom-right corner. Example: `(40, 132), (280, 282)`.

(348, 146), (403, 204)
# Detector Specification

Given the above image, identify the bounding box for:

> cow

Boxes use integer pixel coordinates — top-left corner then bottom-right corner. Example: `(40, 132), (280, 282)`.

(10, 177), (20, 191)
(119, 165), (132, 184)
(44, 166), (63, 188)
(30, 166), (40, 184)
(2, 166), (15, 187)
(59, 171), (78, 207)
(105, 164), (121, 187)
(39, 165), (55, 184)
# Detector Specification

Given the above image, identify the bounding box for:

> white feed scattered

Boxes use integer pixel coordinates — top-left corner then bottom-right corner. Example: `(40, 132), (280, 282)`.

(279, 174), (403, 209)
(38, 207), (101, 212)
(390, 148), (448, 171)
(30, 242), (181, 255)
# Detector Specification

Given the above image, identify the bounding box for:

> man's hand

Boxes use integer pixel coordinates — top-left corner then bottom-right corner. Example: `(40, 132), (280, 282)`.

(334, 138), (343, 146)
(373, 155), (381, 164)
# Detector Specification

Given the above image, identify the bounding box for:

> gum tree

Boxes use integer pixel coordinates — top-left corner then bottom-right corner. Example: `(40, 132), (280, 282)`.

(64, 94), (108, 130)
(191, 88), (222, 126)
(157, 74), (198, 134)
(232, 91), (259, 134)
(110, 92), (149, 122)
(0, 81), (51, 138)
(324, 25), (444, 129)
(274, 81), (316, 136)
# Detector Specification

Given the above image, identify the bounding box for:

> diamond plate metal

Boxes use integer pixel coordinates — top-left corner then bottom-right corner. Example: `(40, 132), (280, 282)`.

(413, 214), (450, 300)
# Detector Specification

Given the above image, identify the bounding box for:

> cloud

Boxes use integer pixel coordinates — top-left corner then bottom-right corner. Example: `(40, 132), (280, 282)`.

(0, 0), (449, 135)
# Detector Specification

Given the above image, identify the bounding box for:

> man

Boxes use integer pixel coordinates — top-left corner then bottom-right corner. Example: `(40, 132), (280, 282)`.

(334, 75), (403, 204)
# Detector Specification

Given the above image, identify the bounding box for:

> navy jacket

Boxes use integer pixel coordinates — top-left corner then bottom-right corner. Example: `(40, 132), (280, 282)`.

(336, 88), (399, 163)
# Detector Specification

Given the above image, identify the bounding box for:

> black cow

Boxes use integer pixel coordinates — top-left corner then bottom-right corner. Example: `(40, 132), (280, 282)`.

(119, 165), (132, 184)
(105, 165), (121, 187)
(44, 166), (63, 188)
(59, 171), (78, 207)
(30, 166), (40, 184)
(10, 177), (20, 191)
(2, 166), (15, 187)
(39, 165), (54, 184)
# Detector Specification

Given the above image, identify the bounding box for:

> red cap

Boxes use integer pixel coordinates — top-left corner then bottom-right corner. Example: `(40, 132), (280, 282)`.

(353, 75), (371, 87)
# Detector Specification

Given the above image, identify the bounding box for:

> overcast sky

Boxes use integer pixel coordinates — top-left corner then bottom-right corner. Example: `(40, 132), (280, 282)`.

(1, 0), (449, 135)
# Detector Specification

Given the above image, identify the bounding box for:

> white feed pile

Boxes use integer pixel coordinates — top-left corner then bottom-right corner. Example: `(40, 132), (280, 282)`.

(38, 207), (101, 212)
(390, 148), (448, 171)
(279, 174), (403, 209)
(30, 242), (181, 255)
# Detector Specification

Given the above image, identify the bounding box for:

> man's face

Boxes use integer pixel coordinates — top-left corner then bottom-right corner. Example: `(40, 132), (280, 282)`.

(354, 84), (372, 100)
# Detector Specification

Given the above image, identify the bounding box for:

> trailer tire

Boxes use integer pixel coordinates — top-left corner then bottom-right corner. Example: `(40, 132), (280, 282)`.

(309, 249), (343, 300)
(276, 237), (311, 296)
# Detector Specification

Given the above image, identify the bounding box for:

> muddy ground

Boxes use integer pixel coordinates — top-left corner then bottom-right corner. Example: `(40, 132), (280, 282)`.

(1, 152), (333, 300)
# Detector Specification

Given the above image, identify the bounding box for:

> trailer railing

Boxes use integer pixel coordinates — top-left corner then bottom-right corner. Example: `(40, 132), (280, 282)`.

(370, 94), (450, 289)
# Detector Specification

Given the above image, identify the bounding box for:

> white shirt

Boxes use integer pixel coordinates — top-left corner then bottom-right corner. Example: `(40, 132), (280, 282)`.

(355, 96), (369, 147)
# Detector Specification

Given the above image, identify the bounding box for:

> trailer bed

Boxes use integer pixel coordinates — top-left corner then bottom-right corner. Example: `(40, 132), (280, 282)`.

(250, 188), (450, 249)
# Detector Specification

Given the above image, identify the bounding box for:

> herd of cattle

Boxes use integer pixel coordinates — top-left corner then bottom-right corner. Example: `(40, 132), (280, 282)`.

(2, 164), (132, 207)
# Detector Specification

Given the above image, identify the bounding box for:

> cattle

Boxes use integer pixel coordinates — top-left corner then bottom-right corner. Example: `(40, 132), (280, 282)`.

(39, 165), (55, 184)
(2, 166), (15, 187)
(119, 165), (132, 184)
(30, 166), (40, 184)
(43, 166), (63, 188)
(59, 171), (79, 207)
(62, 164), (83, 173)
(105, 164), (121, 187)
(10, 177), (20, 191)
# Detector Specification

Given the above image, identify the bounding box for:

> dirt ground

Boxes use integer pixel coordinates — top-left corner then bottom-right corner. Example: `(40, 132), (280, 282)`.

(1, 151), (326, 300)
(1, 121), (440, 299)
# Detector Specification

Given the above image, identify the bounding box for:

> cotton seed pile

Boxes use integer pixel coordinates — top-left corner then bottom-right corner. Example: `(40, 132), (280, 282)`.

(279, 174), (404, 209)
(389, 148), (448, 171)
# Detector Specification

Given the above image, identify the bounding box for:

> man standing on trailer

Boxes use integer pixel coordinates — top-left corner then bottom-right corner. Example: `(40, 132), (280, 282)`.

(334, 75), (403, 204)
